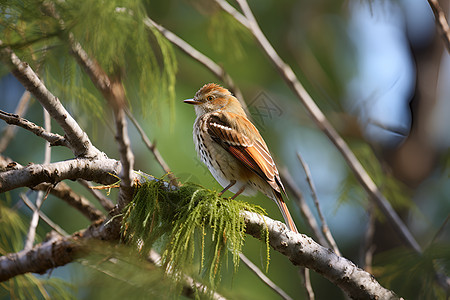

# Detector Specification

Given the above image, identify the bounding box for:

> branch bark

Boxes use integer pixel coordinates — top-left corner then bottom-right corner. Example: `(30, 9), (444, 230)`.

(0, 158), (121, 193)
(0, 42), (103, 159)
(0, 110), (68, 148)
(242, 211), (399, 300)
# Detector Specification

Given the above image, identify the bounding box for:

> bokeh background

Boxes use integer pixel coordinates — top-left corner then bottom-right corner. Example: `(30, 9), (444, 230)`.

(1, 0), (449, 299)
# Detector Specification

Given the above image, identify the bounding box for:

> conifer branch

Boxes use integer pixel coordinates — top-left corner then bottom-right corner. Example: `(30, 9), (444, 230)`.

(41, 2), (135, 208)
(0, 41), (103, 159)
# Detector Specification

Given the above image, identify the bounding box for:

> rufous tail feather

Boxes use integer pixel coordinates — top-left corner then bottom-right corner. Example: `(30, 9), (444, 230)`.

(274, 193), (298, 233)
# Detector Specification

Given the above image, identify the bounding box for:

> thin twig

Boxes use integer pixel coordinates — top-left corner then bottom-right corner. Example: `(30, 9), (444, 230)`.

(299, 268), (315, 300)
(217, 0), (422, 254)
(0, 109), (68, 147)
(297, 153), (340, 256)
(24, 109), (52, 251)
(0, 91), (31, 153)
(143, 16), (247, 111)
(24, 189), (46, 251)
(77, 179), (115, 212)
(362, 201), (376, 273)
(239, 253), (293, 300)
(20, 193), (68, 236)
(427, 0), (450, 53)
(114, 107), (135, 209)
(125, 108), (178, 187)
(280, 168), (327, 247)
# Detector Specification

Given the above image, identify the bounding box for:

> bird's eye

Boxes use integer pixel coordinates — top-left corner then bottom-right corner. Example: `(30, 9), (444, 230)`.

(207, 96), (214, 101)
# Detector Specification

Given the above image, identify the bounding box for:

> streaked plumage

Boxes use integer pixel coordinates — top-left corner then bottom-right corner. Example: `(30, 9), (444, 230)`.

(184, 83), (298, 233)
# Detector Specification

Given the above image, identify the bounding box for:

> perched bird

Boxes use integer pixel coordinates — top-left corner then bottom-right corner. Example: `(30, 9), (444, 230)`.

(184, 83), (298, 233)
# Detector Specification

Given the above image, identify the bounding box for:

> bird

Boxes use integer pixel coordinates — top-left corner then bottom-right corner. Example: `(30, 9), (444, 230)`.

(184, 83), (298, 233)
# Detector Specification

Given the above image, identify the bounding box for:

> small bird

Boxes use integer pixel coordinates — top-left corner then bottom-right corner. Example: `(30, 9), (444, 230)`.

(184, 83), (298, 233)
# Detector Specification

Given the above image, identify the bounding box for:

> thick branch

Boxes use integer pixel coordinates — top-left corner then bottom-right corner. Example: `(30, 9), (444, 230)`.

(0, 42), (102, 159)
(242, 211), (399, 300)
(0, 158), (121, 193)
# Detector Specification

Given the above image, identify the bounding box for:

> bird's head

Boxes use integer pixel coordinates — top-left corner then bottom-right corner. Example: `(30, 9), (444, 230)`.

(184, 83), (246, 116)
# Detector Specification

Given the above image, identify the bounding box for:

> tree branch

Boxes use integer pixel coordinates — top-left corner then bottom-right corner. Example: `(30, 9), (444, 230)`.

(0, 158), (122, 193)
(0, 42), (103, 159)
(0, 206), (399, 299)
(297, 153), (340, 256)
(0, 110), (68, 148)
(242, 211), (399, 300)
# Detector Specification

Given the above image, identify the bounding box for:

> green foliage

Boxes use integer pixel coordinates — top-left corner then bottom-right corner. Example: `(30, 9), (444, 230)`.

(207, 11), (250, 61)
(375, 243), (450, 299)
(121, 178), (267, 289)
(0, 0), (177, 120)
(0, 196), (75, 300)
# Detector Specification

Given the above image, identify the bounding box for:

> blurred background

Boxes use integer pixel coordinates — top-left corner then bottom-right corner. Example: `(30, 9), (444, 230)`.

(1, 0), (449, 299)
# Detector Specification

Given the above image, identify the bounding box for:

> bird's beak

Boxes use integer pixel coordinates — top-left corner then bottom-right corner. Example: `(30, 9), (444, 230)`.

(184, 98), (202, 105)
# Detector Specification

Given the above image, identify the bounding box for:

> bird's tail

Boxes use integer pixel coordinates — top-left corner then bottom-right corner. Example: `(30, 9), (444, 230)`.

(274, 192), (298, 233)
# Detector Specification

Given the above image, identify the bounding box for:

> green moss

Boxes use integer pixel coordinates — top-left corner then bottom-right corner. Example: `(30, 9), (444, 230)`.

(121, 178), (268, 288)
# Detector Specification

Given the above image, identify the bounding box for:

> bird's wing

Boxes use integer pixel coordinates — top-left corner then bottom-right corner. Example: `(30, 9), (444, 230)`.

(206, 112), (283, 193)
